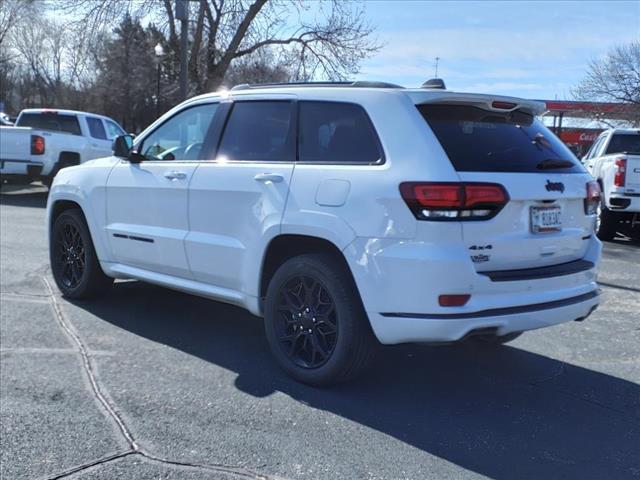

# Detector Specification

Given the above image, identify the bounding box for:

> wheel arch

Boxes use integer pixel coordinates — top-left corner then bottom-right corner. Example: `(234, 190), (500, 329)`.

(259, 234), (363, 313)
(58, 151), (81, 166)
(48, 195), (110, 263)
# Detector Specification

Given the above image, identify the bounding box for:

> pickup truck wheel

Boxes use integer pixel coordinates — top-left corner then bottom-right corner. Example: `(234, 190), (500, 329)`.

(596, 199), (617, 241)
(50, 209), (113, 299)
(264, 254), (376, 386)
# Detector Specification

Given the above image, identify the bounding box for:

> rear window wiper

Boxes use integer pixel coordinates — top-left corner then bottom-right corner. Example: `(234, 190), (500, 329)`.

(536, 158), (575, 170)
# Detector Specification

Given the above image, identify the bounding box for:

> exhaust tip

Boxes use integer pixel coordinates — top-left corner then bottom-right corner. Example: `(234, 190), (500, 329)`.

(574, 304), (598, 322)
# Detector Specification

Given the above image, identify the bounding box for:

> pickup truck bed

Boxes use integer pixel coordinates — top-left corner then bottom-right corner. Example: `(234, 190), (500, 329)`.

(1, 109), (125, 187)
(0, 127), (46, 182)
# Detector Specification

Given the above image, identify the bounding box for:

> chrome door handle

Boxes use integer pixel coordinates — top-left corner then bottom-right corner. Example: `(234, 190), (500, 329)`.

(164, 170), (187, 180)
(254, 173), (284, 183)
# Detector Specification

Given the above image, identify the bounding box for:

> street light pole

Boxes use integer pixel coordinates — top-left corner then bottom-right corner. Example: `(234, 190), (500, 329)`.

(154, 43), (165, 118)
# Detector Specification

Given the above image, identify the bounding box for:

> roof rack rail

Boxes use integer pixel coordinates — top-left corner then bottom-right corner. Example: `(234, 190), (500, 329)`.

(230, 80), (404, 91)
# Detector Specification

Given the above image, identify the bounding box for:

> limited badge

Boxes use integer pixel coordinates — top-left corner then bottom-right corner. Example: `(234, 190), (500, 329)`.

(471, 254), (490, 263)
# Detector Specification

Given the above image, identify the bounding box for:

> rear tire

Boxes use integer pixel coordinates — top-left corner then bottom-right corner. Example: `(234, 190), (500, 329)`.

(471, 331), (523, 345)
(50, 208), (113, 299)
(596, 199), (617, 241)
(263, 253), (376, 386)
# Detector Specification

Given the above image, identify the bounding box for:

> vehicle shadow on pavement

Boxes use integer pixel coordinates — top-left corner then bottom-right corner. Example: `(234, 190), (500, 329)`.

(0, 188), (48, 208)
(72, 280), (640, 480)
(609, 235), (640, 247)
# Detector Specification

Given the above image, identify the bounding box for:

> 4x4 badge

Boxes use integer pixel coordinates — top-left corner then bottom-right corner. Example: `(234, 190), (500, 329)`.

(545, 180), (565, 193)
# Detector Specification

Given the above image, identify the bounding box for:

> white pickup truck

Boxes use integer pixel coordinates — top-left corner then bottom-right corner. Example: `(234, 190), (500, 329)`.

(0, 109), (125, 187)
(583, 128), (640, 240)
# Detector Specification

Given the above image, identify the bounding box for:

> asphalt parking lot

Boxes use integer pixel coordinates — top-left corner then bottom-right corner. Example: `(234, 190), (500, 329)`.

(1, 185), (639, 480)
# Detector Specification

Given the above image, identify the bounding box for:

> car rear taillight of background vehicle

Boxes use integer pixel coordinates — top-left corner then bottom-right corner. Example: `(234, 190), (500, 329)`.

(614, 157), (627, 187)
(584, 181), (601, 215)
(400, 182), (509, 220)
(31, 135), (45, 155)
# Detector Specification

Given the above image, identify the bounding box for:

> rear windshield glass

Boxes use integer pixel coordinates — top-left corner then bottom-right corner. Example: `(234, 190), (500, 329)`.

(18, 113), (82, 136)
(606, 133), (640, 155)
(418, 104), (585, 173)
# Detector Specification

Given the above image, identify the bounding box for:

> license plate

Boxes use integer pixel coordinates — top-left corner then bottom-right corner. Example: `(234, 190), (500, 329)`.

(530, 206), (562, 233)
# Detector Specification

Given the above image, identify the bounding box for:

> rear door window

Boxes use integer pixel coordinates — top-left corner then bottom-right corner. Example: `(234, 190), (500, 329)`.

(86, 117), (107, 139)
(605, 133), (640, 155)
(17, 112), (82, 135)
(217, 101), (294, 162)
(298, 101), (383, 164)
(418, 104), (585, 173)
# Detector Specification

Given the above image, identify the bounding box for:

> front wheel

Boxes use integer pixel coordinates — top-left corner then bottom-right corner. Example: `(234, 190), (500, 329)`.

(263, 254), (376, 386)
(50, 209), (113, 298)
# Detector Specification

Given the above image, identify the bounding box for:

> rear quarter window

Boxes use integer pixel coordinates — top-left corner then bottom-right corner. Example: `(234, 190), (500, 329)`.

(18, 112), (82, 136)
(418, 104), (585, 173)
(298, 101), (383, 164)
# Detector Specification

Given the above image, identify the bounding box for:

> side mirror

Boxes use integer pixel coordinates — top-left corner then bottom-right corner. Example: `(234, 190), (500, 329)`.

(112, 134), (134, 158)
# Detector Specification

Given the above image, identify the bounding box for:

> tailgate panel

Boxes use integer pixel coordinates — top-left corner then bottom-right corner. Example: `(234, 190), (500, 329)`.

(457, 172), (593, 272)
(625, 156), (640, 191)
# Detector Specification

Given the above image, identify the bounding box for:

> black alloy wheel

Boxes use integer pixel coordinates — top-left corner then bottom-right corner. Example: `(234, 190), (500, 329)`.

(264, 253), (376, 386)
(55, 222), (86, 289)
(50, 209), (113, 299)
(275, 275), (338, 369)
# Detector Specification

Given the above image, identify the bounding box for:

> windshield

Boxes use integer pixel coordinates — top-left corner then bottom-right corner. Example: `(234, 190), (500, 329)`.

(606, 133), (640, 155)
(417, 104), (585, 173)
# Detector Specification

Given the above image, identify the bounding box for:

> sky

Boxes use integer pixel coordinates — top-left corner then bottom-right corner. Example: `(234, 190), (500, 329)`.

(354, 0), (640, 101)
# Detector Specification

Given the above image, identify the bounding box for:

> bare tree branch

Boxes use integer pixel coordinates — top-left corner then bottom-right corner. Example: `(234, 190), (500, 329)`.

(573, 42), (640, 126)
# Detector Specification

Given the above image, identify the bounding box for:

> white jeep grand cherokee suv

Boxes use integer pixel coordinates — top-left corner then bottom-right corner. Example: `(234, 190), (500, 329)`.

(47, 81), (602, 385)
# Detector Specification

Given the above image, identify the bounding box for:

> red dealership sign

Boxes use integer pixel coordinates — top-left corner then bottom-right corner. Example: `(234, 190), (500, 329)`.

(558, 129), (602, 145)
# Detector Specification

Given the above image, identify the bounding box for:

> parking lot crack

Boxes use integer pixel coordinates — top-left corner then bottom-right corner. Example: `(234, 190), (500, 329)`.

(41, 277), (276, 480)
(139, 451), (274, 479)
(42, 451), (136, 480)
(42, 277), (139, 451)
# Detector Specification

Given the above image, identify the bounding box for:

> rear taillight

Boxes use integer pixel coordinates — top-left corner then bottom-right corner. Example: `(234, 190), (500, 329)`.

(614, 157), (626, 187)
(400, 182), (509, 220)
(584, 180), (600, 215)
(31, 135), (45, 155)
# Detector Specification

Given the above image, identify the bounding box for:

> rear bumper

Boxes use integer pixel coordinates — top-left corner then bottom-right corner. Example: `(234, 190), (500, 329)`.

(344, 234), (602, 345)
(1, 159), (43, 176)
(607, 194), (640, 213)
(370, 290), (599, 344)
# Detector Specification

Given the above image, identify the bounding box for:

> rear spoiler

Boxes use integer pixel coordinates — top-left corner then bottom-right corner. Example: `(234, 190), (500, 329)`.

(406, 91), (546, 116)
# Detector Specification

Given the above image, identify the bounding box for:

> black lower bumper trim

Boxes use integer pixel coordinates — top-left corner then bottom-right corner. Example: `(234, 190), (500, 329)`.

(479, 259), (595, 282)
(380, 290), (600, 320)
(610, 197), (632, 209)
